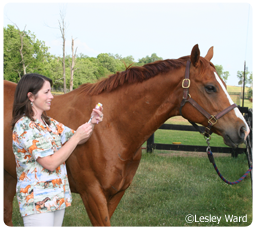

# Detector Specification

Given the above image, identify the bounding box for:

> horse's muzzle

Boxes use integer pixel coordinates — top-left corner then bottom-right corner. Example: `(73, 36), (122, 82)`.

(223, 125), (250, 148)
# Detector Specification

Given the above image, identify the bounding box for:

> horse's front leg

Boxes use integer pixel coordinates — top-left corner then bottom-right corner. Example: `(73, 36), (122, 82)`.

(79, 186), (111, 226)
(108, 190), (126, 219)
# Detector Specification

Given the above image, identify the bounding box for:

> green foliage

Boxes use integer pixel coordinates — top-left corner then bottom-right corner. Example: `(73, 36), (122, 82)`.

(247, 88), (252, 99)
(215, 65), (229, 84)
(4, 25), (51, 82)
(237, 71), (253, 87)
(138, 53), (163, 65)
(73, 57), (99, 87)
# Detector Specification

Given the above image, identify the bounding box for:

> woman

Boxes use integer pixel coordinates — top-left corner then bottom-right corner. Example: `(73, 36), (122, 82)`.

(11, 73), (103, 226)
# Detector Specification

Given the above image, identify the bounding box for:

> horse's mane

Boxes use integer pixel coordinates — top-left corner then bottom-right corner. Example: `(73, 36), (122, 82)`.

(78, 56), (189, 96)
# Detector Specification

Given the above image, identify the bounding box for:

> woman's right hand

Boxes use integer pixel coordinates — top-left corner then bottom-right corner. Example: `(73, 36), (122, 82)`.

(37, 122), (94, 171)
(75, 122), (93, 144)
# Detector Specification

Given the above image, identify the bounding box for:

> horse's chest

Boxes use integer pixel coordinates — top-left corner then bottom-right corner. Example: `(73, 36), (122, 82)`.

(107, 156), (141, 194)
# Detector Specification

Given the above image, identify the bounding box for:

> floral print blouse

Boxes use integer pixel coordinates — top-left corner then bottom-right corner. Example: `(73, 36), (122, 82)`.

(12, 116), (75, 217)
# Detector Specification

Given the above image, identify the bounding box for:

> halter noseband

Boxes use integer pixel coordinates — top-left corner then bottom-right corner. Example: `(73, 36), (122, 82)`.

(179, 60), (237, 138)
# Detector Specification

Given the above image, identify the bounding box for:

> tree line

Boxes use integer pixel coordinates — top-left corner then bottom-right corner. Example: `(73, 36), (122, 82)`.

(4, 24), (251, 93)
(4, 24), (164, 91)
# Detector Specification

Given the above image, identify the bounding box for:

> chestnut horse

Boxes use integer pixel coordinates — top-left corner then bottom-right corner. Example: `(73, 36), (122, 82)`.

(4, 45), (249, 226)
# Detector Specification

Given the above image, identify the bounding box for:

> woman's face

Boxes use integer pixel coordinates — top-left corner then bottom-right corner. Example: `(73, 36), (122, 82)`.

(30, 80), (54, 116)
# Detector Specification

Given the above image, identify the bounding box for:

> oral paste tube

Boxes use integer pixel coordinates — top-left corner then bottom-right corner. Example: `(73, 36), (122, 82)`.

(95, 103), (103, 109)
(88, 103), (103, 123)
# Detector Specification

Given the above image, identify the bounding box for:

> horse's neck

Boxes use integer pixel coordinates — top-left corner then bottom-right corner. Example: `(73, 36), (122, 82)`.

(108, 69), (184, 151)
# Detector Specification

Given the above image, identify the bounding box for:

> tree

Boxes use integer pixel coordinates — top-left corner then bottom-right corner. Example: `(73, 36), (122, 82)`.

(115, 55), (135, 70)
(215, 65), (229, 84)
(237, 70), (252, 87)
(46, 55), (64, 90)
(73, 57), (98, 87)
(59, 10), (67, 93)
(70, 37), (78, 91)
(4, 24), (50, 82)
(138, 53), (162, 65)
(97, 53), (118, 73)
(15, 24), (28, 75)
(249, 73), (253, 86)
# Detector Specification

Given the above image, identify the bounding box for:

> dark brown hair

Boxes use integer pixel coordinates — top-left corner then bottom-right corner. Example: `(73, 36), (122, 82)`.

(11, 73), (53, 130)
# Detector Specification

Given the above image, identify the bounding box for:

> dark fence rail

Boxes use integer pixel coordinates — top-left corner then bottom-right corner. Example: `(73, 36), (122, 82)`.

(147, 107), (252, 159)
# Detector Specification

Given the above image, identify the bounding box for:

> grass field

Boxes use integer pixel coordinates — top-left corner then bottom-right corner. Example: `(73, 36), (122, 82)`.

(11, 152), (252, 226)
(227, 85), (250, 93)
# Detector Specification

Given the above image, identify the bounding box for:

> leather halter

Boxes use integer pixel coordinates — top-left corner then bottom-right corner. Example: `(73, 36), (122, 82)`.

(179, 60), (237, 138)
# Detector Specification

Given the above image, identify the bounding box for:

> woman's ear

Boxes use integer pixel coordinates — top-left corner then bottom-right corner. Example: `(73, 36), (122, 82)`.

(27, 92), (34, 102)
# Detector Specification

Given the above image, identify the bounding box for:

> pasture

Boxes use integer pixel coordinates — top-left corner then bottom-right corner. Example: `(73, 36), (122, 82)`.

(11, 152), (252, 226)
(11, 116), (252, 226)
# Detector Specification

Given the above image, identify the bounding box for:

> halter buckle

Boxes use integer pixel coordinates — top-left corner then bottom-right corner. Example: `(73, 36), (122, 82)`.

(182, 79), (190, 89)
(208, 115), (217, 126)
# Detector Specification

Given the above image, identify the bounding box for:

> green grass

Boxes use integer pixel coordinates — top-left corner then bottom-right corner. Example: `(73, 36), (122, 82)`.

(242, 99), (253, 108)
(227, 85), (249, 93)
(111, 153), (252, 226)
(154, 129), (227, 147)
(11, 152), (252, 226)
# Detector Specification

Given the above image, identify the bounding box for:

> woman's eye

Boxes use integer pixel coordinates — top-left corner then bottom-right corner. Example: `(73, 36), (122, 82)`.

(205, 85), (216, 93)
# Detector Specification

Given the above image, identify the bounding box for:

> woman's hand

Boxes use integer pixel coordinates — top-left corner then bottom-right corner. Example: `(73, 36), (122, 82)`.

(74, 104), (103, 145)
(75, 122), (93, 144)
(90, 105), (103, 125)
(37, 122), (93, 171)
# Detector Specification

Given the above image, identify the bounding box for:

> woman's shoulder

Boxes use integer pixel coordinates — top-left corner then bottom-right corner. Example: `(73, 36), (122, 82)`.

(49, 117), (59, 126)
(14, 116), (31, 128)
(13, 116), (33, 135)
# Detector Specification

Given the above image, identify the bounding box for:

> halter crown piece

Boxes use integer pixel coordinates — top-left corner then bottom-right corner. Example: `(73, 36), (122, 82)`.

(179, 60), (237, 139)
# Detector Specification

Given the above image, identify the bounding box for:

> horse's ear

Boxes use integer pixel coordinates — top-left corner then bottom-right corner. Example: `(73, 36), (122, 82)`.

(205, 46), (214, 61)
(190, 44), (200, 67)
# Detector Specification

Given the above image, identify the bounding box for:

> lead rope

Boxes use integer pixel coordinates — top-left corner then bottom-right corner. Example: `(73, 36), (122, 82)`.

(206, 137), (252, 185)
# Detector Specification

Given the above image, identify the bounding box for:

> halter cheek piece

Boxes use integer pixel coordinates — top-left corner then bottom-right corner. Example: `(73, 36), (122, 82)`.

(179, 60), (237, 139)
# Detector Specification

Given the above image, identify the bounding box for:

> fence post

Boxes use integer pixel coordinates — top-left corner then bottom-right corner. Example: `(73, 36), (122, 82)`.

(147, 133), (154, 153)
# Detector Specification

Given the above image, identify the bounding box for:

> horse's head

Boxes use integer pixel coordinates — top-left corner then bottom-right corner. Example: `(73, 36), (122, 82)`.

(180, 44), (250, 148)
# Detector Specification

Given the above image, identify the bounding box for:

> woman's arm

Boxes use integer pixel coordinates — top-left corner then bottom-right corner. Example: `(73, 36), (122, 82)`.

(37, 122), (93, 171)
(37, 105), (103, 171)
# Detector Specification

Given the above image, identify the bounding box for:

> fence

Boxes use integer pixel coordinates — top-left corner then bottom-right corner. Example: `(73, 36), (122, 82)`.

(147, 107), (253, 160)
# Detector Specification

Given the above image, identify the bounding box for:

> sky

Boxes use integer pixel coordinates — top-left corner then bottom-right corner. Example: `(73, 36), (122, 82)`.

(2, 0), (254, 86)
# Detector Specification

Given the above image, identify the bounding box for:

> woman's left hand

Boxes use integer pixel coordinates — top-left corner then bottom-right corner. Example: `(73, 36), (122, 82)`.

(91, 105), (103, 125)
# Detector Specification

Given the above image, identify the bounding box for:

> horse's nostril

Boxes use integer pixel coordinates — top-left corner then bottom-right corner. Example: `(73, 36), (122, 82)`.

(239, 126), (246, 140)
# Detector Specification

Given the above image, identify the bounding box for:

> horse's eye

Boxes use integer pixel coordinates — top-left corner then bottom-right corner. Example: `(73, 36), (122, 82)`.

(205, 85), (217, 93)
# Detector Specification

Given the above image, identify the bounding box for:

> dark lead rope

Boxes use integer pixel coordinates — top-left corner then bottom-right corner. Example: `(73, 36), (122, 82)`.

(207, 150), (253, 185)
